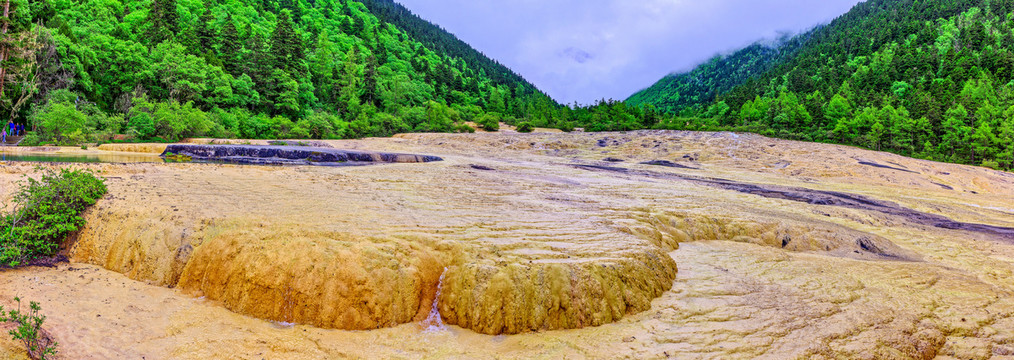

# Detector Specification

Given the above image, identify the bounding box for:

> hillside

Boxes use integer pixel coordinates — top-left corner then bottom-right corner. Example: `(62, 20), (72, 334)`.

(0, 0), (562, 144)
(629, 0), (1014, 170)
(355, 0), (539, 94)
(626, 34), (808, 114)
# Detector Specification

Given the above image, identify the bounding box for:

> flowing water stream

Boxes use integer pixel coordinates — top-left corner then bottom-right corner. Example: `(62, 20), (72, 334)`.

(422, 268), (448, 332)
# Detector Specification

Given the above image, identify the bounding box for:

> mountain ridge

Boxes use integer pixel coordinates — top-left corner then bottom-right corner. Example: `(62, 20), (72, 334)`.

(627, 0), (1014, 170)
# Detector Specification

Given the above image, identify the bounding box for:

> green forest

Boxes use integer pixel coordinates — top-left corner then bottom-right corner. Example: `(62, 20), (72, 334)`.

(0, 0), (571, 144)
(627, 0), (1014, 171)
(2, 0), (1013, 171)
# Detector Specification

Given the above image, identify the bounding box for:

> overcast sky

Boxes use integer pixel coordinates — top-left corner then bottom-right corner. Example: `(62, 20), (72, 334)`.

(394, 0), (865, 105)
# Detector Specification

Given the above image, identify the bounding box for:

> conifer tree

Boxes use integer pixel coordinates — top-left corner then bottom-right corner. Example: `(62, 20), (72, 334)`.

(196, 10), (216, 53)
(146, 0), (179, 43)
(244, 26), (270, 91)
(220, 14), (240, 74)
(361, 55), (379, 107)
(270, 10), (302, 72)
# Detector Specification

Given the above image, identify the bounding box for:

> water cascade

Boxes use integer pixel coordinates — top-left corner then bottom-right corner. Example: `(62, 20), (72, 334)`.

(422, 267), (448, 332)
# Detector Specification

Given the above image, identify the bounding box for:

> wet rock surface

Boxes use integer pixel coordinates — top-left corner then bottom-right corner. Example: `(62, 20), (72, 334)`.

(858, 160), (920, 174)
(639, 160), (698, 169)
(4, 131), (1014, 359)
(162, 144), (442, 166)
(574, 164), (1014, 242)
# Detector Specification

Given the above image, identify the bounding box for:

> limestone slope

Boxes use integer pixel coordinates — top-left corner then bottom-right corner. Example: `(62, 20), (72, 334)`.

(2, 131), (1014, 358)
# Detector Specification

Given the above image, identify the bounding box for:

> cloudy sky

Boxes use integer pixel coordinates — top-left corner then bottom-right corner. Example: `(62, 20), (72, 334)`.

(395, 0), (865, 105)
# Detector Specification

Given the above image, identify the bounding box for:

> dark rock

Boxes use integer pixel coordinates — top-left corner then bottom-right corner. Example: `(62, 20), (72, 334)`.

(470, 165), (495, 171)
(603, 157), (625, 162)
(857, 237), (883, 254)
(640, 160), (697, 169)
(162, 144), (442, 166)
(858, 161), (919, 174)
(572, 164), (1014, 243)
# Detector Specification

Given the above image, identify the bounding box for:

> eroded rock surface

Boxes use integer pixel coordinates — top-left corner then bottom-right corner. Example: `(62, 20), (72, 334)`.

(3, 131), (1014, 359)
(162, 144), (443, 165)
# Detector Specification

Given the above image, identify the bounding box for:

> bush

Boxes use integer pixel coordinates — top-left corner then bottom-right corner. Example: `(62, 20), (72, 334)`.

(0, 168), (107, 267)
(477, 113), (500, 131)
(295, 112), (337, 139)
(515, 122), (534, 133)
(453, 123), (476, 133)
(557, 121), (576, 132)
(34, 102), (88, 145)
(17, 132), (42, 146)
(0, 297), (57, 359)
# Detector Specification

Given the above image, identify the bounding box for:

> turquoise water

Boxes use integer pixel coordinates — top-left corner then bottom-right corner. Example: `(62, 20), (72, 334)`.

(0, 152), (164, 163)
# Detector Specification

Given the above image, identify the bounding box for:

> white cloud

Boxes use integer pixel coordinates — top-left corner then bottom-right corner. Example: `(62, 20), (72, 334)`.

(395, 0), (864, 104)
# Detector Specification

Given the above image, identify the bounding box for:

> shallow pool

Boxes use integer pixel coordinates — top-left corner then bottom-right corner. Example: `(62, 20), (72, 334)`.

(0, 152), (164, 163)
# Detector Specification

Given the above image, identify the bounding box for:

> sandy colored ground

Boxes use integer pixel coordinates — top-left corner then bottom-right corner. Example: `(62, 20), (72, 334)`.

(1, 131), (1014, 359)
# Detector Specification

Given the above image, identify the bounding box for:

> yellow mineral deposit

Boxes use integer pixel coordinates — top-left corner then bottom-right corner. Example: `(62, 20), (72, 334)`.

(2, 131), (1014, 359)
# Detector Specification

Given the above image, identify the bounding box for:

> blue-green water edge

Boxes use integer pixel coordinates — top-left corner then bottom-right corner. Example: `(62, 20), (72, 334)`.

(0, 153), (164, 164)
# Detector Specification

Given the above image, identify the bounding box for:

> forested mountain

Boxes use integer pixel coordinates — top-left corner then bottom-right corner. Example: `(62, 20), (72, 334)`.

(627, 33), (809, 114)
(0, 0), (565, 144)
(355, 0), (538, 94)
(628, 0), (1014, 170)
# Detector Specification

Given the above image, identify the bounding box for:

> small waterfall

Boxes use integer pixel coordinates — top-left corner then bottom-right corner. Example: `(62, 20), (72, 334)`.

(422, 267), (448, 332)
(271, 286), (296, 329)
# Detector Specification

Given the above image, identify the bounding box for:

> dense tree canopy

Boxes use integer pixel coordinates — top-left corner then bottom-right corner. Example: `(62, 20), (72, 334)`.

(627, 0), (1014, 170)
(0, 0), (567, 144)
(2, 0), (1011, 171)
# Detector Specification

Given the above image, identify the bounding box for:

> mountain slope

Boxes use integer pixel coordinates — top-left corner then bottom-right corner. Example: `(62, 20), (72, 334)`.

(631, 0), (1014, 170)
(626, 34), (808, 113)
(356, 0), (539, 94)
(0, 0), (561, 144)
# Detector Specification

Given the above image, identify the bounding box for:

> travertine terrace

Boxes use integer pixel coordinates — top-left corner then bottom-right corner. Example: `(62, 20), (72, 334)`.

(3, 130), (1014, 359)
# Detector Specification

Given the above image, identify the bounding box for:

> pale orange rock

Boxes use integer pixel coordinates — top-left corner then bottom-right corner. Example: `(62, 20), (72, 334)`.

(1, 131), (1013, 359)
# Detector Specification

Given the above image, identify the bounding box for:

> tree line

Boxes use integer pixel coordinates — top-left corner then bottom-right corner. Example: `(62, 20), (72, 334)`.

(0, 0), (570, 145)
(625, 0), (1014, 170)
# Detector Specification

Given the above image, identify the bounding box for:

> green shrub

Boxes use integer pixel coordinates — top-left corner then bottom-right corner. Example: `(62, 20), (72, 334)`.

(516, 122), (534, 133)
(17, 132), (42, 147)
(453, 123), (476, 133)
(0, 168), (107, 267)
(477, 113), (500, 131)
(30, 99), (88, 146)
(557, 121), (576, 132)
(0, 297), (57, 359)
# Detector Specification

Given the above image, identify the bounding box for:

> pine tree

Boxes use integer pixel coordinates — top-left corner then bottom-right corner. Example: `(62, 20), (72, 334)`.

(146, 0), (179, 43)
(278, 0), (301, 20)
(338, 48), (361, 118)
(244, 26), (270, 92)
(220, 14), (240, 75)
(196, 10), (216, 54)
(361, 55), (379, 107)
(270, 10), (302, 72)
(940, 105), (971, 161)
